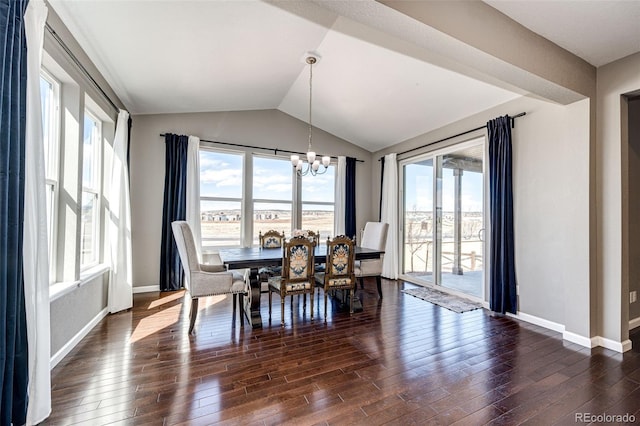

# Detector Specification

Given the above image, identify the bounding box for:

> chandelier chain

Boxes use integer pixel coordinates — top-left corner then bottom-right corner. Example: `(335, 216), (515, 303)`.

(308, 57), (313, 152)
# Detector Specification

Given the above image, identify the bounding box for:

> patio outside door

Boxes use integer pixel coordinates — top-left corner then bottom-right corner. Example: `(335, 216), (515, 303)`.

(401, 140), (484, 299)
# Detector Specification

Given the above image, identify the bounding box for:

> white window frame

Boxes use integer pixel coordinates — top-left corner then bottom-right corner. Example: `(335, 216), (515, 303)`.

(252, 154), (295, 244)
(80, 108), (102, 270)
(299, 165), (336, 240)
(199, 146), (245, 250)
(41, 69), (61, 283)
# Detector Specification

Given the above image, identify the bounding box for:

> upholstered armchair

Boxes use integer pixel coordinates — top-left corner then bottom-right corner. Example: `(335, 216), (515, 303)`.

(268, 235), (315, 326)
(354, 222), (389, 298)
(171, 221), (249, 333)
(315, 235), (356, 320)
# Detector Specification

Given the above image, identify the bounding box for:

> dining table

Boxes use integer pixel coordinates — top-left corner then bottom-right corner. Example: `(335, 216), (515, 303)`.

(218, 245), (384, 329)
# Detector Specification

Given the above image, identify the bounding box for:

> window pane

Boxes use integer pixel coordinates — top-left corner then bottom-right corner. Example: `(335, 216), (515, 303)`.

(201, 200), (241, 248)
(40, 76), (54, 178)
(200, 150), (243, 198)
(80, 191), (98, 266)
(301, 164), (335, 203)
(254, 201), (292, 245)
(253, 156), (292, 201)
(46, 183), (54, 254)
(301, 204), (334, 240)
(83, 113), (99, 189)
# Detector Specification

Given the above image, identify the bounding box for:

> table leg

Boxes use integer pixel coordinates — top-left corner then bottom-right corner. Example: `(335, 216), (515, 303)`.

(245, 267), (263, 328)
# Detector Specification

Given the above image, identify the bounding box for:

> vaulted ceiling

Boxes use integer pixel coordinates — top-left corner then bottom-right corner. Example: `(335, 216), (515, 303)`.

(48, 0), (640, 152)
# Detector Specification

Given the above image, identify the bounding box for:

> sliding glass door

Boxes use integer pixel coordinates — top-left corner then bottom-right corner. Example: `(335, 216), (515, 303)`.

(401, 139), (484, 299)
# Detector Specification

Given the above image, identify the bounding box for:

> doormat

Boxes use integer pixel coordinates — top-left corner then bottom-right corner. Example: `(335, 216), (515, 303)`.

(402, 286), (483, 313)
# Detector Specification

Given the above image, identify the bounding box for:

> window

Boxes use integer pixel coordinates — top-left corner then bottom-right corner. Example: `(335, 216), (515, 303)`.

(253, 156), (293, 244)
(301, 166), (335, 240)
(199, 149), (244, 248)
(40, 70), (60, 281)
(80, 110), (102, 268)
(198, 147), (337, 249)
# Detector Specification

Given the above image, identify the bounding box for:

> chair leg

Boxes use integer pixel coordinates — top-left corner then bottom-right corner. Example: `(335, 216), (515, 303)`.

(233, 293), (237, 314)
(269, 289), (272, 320)
(376, 276), (383, 298)
(281, 297), (285, 326)
(188, 298), (199, 334)
(310, 291), (314, 320)
(359, 277), (364, 290)
(324, 292), (328, 321)
(349, 288), (354, 314)
(239, 293), (245, 327)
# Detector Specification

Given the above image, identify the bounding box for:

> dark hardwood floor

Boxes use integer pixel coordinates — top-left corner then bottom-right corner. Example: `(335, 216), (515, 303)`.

(45, 280), (640, 425)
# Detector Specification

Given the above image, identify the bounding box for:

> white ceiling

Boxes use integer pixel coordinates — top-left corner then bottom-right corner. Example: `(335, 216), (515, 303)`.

(486, 0), (640, 67)
(48, 0), (640, 153)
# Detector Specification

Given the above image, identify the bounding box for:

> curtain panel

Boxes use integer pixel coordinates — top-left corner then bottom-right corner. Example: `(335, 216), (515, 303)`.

(333, 156), (346, 237)
(488, 115), (518, 314)
(23, 0), (51, 423)
(108, 110), (133, 313)
(159, 134), (188, 291)
(345, 156), (356, 239)
(186, 135), (201, 260)
(0, 0), (30, 424)
(380, 153), (399, 279)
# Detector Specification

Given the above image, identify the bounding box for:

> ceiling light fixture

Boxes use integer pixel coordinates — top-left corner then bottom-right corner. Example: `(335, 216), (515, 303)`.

(291, 53), (330, 176)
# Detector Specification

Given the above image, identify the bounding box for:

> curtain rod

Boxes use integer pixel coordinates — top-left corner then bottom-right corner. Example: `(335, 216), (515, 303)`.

(45, 23), (120, 113)
(380, 112), (526, 161)
(159, 134), (365, 163)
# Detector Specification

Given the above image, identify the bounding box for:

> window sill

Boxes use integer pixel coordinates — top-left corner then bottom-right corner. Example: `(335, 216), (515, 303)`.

(50, 264), (110, 302)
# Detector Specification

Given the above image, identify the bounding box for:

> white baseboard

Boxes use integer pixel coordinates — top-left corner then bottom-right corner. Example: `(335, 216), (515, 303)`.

(629, 316), (640, 330)
(592, 336), (633, 353)
(133, 285), (160, 294)
(506, 311), (633, 353)
(507, 311), (566, 333)
(562, 330), (596, 348)
(50, 307), (108, 369)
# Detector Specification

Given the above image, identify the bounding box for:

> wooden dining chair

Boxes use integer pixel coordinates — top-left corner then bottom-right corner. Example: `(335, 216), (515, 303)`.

(315, 235), (356, 320)
(258, 230), (285, 293)
(268, 235), (315, 326)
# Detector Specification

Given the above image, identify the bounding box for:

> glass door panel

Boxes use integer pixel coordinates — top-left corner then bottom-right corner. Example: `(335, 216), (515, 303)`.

(401, 141), (484, 299)
(439, 147), (484, 298)
(403, 159), (434, 282)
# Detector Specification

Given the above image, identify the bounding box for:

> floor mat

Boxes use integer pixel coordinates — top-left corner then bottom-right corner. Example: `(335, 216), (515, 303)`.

(402, 286), (483, 313)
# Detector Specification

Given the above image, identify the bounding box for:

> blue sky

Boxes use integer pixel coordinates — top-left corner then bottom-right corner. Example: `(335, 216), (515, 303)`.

(200, 151), (335, 210)
(404, 162), (483, 213)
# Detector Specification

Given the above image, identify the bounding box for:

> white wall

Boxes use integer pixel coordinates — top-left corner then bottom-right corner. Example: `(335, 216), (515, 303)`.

(374, 95), (592, 339)
(130, 109), (373, 289)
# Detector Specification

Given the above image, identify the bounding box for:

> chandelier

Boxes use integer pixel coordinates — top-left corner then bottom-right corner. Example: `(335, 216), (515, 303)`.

(291, 54), (330, 176)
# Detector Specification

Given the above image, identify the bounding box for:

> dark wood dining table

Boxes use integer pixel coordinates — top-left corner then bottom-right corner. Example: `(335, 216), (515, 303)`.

(218, 245), (384, 329)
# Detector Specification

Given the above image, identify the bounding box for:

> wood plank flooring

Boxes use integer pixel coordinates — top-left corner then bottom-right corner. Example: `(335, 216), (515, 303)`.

(44, 280), (640, 425)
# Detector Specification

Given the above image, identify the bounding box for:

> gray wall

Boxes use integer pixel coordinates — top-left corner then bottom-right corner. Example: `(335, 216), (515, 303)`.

(50, 273), (108, 356)
(373, 95), (591, 336)
(44, 7), (124, 359)
(628, 98), (640, 321)
(130, 110), (373, 289)
(597, 52), (640, 343)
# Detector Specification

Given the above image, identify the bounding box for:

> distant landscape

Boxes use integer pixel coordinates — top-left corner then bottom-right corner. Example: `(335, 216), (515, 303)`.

(200, 209), (483, 275)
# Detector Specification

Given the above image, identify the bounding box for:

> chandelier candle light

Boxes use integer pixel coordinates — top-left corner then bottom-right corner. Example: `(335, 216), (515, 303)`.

(291, 54), (331, 176)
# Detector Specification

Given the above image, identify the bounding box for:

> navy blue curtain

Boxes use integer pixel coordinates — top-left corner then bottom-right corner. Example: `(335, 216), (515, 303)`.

(159, 134), (188, 291)
(488, 115), (517, 314)
(0, 0), (30, 424)
(345, 156), (356, 239)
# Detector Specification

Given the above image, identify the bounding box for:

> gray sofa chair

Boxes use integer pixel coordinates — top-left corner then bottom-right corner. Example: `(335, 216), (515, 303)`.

(171, 221), (249, 333)
(354, 222), (389, 298)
